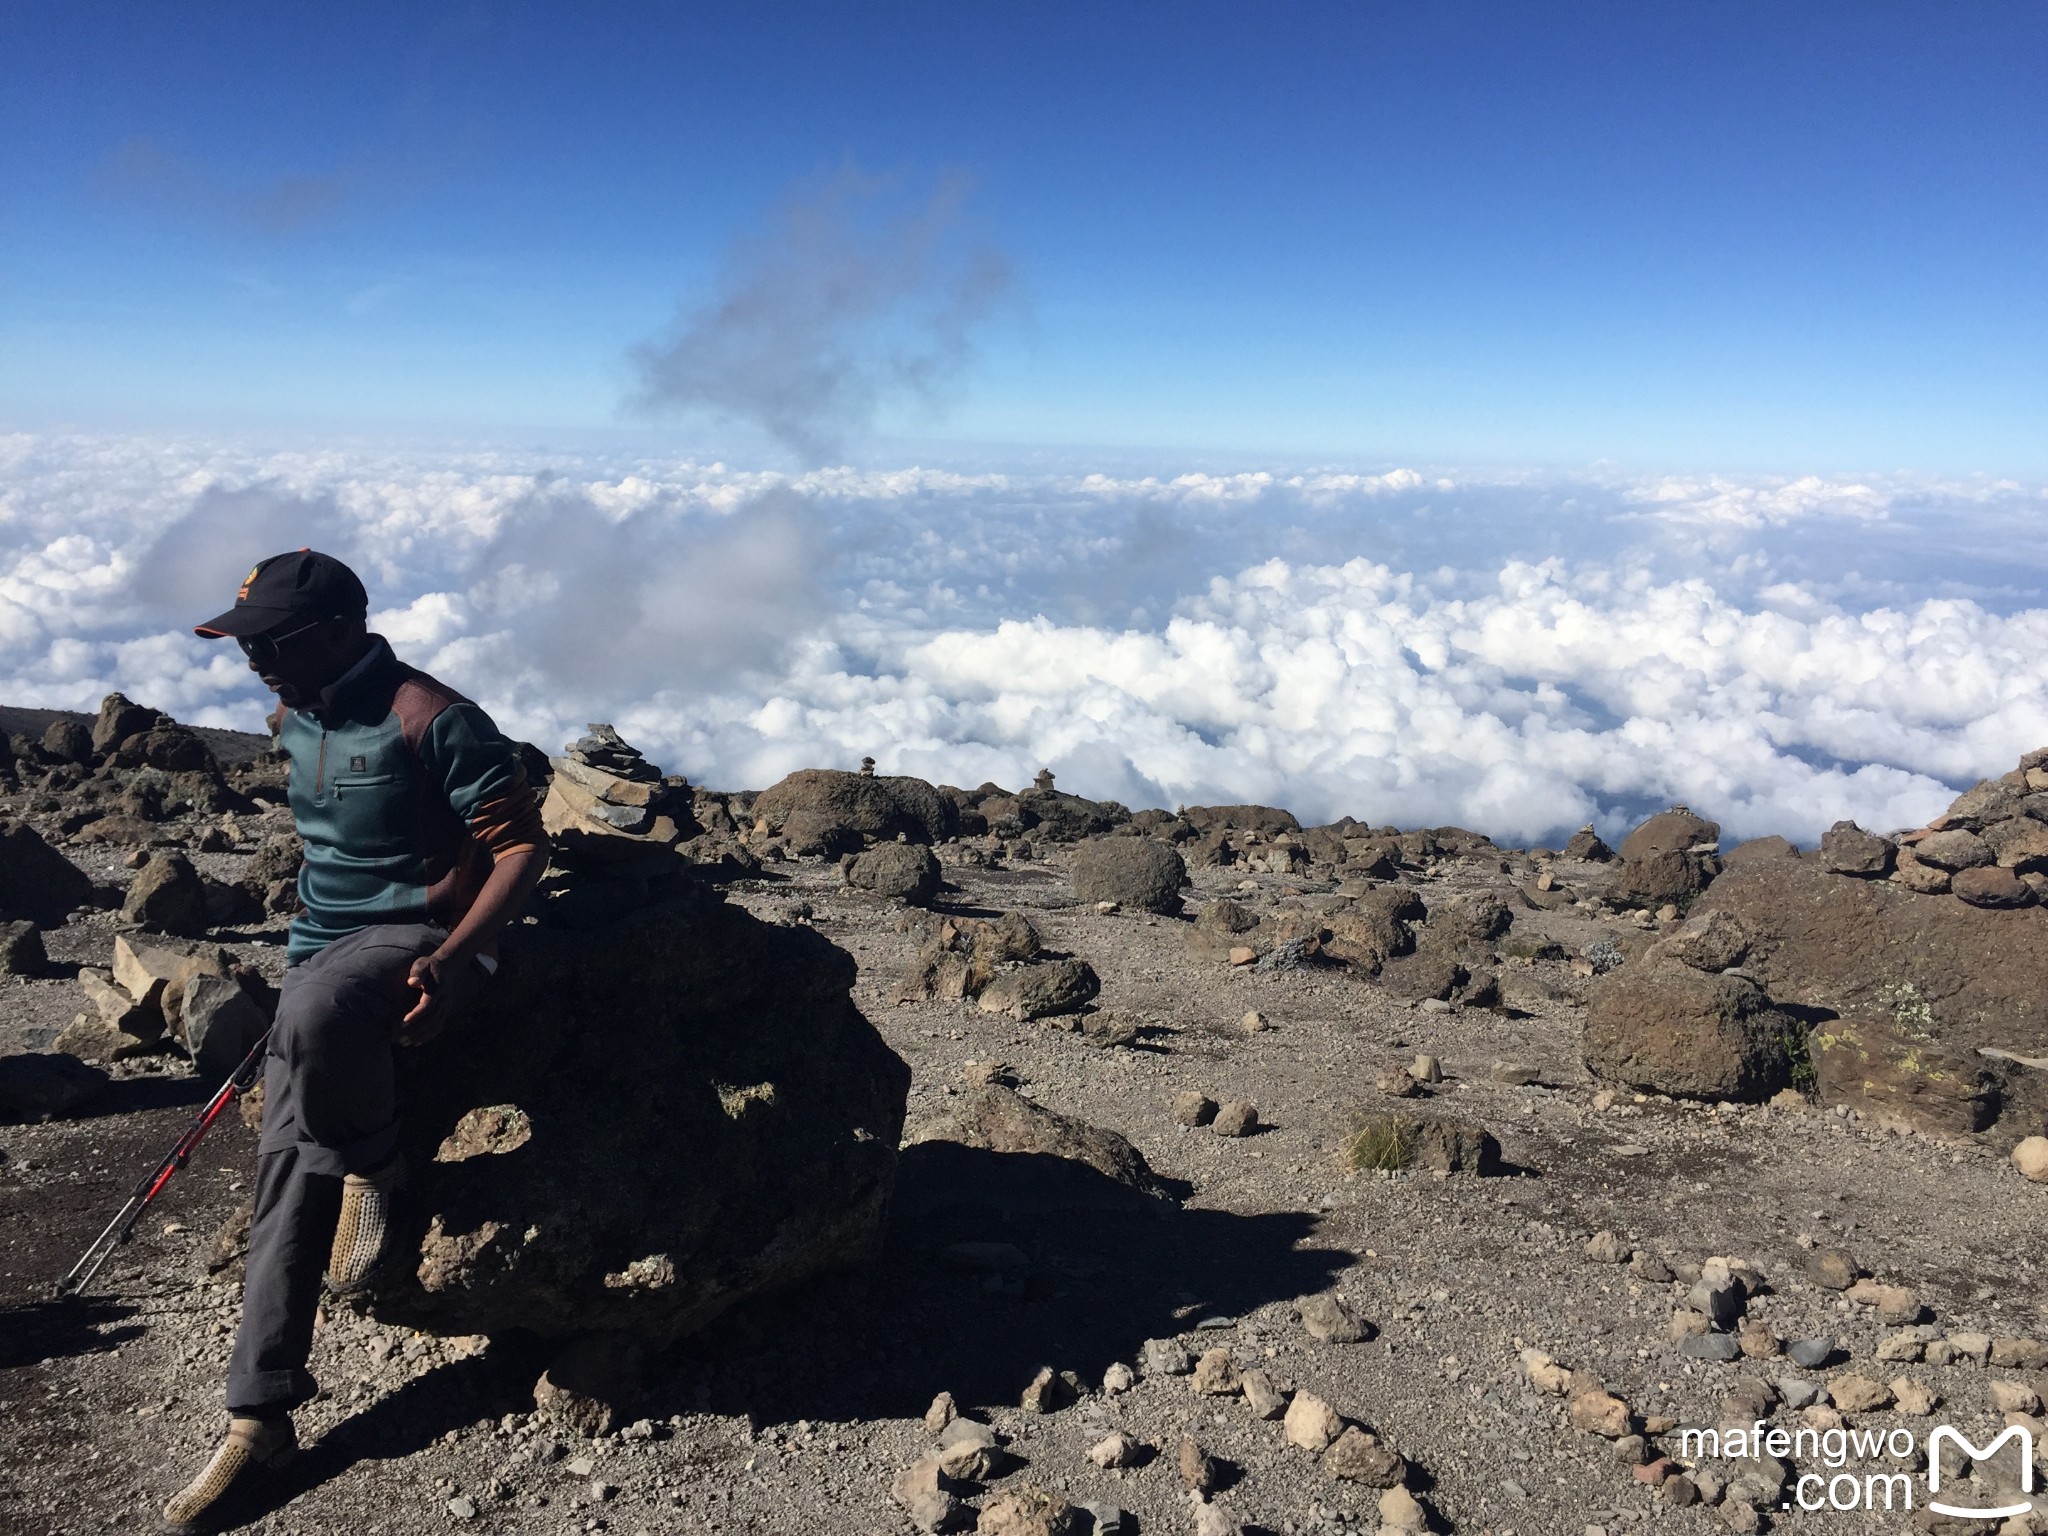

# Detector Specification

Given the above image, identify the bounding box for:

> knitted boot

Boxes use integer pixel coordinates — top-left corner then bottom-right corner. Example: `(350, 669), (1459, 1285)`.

(161, 1415), (296, 1533)
(326, 1155), (403, 1292)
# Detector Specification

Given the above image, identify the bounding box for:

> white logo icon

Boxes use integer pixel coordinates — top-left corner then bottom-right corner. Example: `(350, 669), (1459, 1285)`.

(1927, 1425), (2036, 1519)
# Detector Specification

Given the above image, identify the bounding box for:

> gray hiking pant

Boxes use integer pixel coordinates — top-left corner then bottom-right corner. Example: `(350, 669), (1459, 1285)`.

(226, 922), (443, 1416)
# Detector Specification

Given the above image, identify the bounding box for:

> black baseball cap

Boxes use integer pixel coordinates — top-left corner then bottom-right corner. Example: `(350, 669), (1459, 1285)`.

(193, 549), (369, 639)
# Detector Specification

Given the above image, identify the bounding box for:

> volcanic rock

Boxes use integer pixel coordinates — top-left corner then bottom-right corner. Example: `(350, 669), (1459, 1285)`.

(1820, 821), (1894, 877)
(976, 959), (1100, 1020)
(1583, 960), (1793, 1100)
(1183, 804), (1300, 837)
(1951, 865), (2031, 909)
(1403, 1116), (1504, 1173)
(92, 692), (163, 755)
(2015, 1136), (2048, 1182)
(1069, 837), (1187, 915)
(111, 723), (214, 773)
(1187, 897), (1263, 963)
(356, 883), (910, 1352)
(1615, 808), (1721, 907)
(1431, 891), (1512, 943)
(181, 973), (268, 1076)
(121, 852), (213, 938)
(976, 1486), (1081, 1536)
(1890, 847), (1950, 893)
(893, 911), (1041, 1004)
(1563, 825), (1614, 861)
(1649, 908), (1752, 972)
(0, 820), (96, 926)
(1985, 815), (2048, 871)
(1299, 1292), (1370, 1342)
(0, 920), (45, 975)
(1211, 1100), (1259, 1137)
(908, 1085), (1168, 1203)
(0, 1051), (109, 1118)
(1322, 1426), (1405, 1485)
(845, 843), (942, 905)
(1912, 828), (1992, 872)
(39, 717), (92, 765)
(1724, 836), (1799, 866)
(889, 1457), (963, 1533)
(1285, 1408), (1366, 1477)
(755, 768), (955, 851)
(1693, 852), (2048, 1131)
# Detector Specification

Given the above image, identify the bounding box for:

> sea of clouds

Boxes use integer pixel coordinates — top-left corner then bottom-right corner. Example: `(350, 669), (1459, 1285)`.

(4, 428), (2046, 848)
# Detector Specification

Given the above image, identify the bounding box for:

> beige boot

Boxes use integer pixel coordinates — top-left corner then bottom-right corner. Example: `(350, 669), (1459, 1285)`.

(327, 1155), (403, 1291)
(161, 1415), (296, 1533)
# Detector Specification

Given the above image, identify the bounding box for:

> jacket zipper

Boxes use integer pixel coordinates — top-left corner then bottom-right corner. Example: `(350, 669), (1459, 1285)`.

(315, 730), (328, 799)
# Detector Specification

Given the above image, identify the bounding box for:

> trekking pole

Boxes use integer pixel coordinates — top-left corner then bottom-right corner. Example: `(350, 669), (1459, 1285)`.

(55, 1028), (272, 1299)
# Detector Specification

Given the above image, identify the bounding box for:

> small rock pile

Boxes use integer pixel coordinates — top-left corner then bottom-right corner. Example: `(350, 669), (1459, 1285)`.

(54, 934), (269, 1074)
(892, 912), (1103, 1023)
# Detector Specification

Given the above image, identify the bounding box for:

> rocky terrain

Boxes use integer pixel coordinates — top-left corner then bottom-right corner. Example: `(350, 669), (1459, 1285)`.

(2, 693), (2047, 1536)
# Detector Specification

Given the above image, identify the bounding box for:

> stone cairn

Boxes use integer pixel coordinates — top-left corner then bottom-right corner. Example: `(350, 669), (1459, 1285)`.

(1821, 747), (2048, 909)
(536, 724), (699, 926)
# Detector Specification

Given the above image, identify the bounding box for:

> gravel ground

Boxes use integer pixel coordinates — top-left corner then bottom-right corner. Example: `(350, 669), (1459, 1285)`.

(3, 841), (2046, 1536)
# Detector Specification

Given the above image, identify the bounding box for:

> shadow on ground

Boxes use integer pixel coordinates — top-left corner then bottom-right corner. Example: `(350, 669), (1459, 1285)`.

(0, 1294), (142, 1369)
(655, 1142), (1354, 1424)
(214, 1350), (541, 1531)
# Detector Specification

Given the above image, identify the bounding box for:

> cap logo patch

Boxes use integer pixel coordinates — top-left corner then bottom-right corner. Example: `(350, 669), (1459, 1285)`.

(236, 564), (261, 600)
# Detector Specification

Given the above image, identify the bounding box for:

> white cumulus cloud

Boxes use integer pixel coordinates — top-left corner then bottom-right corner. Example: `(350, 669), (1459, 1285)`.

(1, 430), (2043, 848)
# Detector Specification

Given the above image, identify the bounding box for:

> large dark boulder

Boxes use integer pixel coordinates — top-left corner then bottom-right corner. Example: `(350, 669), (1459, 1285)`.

(39, 718), (92, 766)
(1069, 837), (1187, 914)
(844, 842), (942, 904)
(1615, 807), (1722, 907)
(753, 769), (956, 851)
(0, 820), (96, 926)
(363, 885), (910, 1350)
(1583, 960), (1794, 1100)
(121, 852), (213, 937)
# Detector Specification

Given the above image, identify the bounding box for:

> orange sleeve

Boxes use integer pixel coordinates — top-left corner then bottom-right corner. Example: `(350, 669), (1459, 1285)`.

(469, 772), (549, 861)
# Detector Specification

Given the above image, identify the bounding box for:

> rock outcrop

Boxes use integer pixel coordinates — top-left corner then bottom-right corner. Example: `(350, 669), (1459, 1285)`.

(1694, 847), (2048, 1136)
(753, 768), (956, 854)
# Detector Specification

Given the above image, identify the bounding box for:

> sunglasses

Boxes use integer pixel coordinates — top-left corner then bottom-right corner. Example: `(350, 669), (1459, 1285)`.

(236, 616), (336, 668)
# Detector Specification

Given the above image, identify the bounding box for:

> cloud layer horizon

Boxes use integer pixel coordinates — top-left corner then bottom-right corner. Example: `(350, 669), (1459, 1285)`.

(5, 430), (2045, 849)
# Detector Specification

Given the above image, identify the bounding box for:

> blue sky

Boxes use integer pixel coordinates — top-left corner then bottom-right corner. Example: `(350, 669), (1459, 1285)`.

(3, 1), (2045, 471)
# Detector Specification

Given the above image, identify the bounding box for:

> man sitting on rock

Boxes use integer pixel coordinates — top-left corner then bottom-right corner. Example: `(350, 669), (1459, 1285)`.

(164, 549), (548, 1532)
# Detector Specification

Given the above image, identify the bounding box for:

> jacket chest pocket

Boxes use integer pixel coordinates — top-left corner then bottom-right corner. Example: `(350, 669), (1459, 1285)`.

(330, 773), (413, 852)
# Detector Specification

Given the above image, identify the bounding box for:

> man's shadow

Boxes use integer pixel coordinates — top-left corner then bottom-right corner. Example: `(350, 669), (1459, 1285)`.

(211, 1143), (1352, 1526)
(651, 1142), (1355, 1423)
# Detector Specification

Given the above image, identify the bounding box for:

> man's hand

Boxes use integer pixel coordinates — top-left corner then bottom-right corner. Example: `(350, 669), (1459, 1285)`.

(398, 949), (486, 1046)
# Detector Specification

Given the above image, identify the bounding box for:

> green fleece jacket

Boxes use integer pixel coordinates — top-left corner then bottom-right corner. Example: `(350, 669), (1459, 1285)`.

(276, 636), (545, 964)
